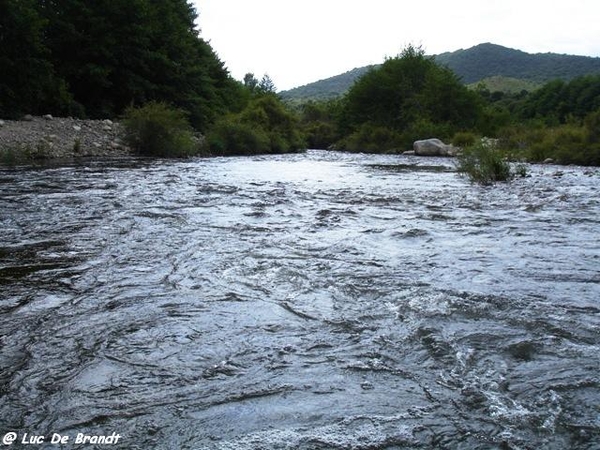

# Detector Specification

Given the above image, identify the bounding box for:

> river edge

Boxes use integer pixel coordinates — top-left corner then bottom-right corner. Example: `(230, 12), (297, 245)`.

(0, 116), (132, 163)
(2, 116), (599, 169)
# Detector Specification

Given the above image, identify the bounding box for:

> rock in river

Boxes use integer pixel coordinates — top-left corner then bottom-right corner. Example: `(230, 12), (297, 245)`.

(414, 138), (459, 157)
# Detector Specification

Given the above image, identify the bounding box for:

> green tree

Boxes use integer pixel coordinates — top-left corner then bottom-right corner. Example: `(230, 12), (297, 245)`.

(0, 0), (72, 117)
(243, 73), (259, 92)
(36, 0), (241, 129)
(338, 45), (481, 151)
(258, 74), (276, 94)
(122, 101), (200, 157)
(518, 75), (600, 124)
(300, 100), (342, 149)
(207, 93), (305, 155)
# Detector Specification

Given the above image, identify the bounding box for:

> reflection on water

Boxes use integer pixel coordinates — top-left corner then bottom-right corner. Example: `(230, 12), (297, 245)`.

(1, 151), (599, 449)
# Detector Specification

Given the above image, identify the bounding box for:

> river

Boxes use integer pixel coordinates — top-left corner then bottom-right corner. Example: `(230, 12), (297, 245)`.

(1, 150), (599, 449)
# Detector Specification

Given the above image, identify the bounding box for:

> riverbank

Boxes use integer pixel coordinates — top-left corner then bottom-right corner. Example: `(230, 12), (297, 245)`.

(0, 116), (132, 163)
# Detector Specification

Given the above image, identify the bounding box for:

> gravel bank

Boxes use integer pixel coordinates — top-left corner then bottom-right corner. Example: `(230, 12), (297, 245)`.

(0, 115), (132, 160)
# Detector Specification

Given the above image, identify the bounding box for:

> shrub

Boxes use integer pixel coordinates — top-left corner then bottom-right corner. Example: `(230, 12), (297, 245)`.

(0, 142), (53, 165)
(206, 118), (270, 155)
(497, 120), (600, 166)
(303, 121), (338, 149)
(340, 123), (403, 153)
(400, 119), (454, 150)
(0, 146), (23, 165)
(456, 141), (512, 184)
(452, 131), (477, 148)
(122, 102), (200, 157)
(205, 94), (306, 156)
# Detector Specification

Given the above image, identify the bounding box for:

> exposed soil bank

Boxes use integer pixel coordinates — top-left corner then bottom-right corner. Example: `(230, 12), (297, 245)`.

(0, 116), (132, 160)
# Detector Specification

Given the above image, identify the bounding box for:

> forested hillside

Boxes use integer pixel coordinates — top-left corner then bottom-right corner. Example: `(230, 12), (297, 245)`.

(281, 43), (600, 101)
(296, 45), (600, 166)
(0, 0), (244, 130)
(436, 43), (600, 84)
(281, 66), (373, 103)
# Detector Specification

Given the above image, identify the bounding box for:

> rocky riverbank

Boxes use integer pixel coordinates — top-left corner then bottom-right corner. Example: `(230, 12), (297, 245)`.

(0, 115), (132, 162)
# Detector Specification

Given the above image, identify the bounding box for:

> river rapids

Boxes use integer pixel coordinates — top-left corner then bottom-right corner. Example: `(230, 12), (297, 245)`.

(1, 150), (599, 449)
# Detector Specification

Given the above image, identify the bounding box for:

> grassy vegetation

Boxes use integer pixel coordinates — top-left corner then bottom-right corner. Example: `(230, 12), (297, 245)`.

(451, 131), (478, 147)
(497, 114), (600, 166)
(456, 141), (512, 184)
(0, 142), (54, 165)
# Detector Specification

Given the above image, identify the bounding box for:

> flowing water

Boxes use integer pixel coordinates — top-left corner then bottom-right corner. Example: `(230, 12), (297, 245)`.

(1, 150), (599, 449)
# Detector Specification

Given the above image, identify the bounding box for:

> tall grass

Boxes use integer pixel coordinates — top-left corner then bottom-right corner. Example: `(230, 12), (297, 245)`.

(456, 141), (512, 184)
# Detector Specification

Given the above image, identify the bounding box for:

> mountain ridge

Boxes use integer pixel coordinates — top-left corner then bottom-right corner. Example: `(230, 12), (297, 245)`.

(281, 43), (600, 101)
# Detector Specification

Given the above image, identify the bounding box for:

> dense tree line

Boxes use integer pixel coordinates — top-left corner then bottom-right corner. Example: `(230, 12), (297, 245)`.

(298, 48), (600, 165)
(337, 46), (481, 151)
(0, 0), (243, 130)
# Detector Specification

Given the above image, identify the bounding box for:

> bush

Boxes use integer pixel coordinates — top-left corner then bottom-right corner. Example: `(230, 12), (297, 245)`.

(452, 131), (478, 147)
(303, 121), (338, 149)
(122, 102), (200, 157)
(340, 123), (402, 153)
(498, 121), (600, 166)
(205, 95), (306, 155)
(456, 141), (512, 184)
(0, 142), (53, 166)
(206, 118), (270, 155)
(400, 119), (454, 150)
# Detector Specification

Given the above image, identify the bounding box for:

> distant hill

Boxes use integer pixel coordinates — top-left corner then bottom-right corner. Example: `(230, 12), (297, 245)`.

(435, 43), (600, 83)
(281, 66), (374, 103)
(280, 43), (600, 101)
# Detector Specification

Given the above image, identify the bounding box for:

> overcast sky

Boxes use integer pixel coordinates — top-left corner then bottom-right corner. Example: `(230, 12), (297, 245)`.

(194, 0), (600, 91)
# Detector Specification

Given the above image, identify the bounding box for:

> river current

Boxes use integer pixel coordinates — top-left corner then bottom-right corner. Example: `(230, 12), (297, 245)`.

(1, 150), (599, 449)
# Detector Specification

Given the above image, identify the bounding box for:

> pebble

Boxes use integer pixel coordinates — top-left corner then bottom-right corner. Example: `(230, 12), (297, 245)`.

(43, 114), (54, 120)
(0, 116), (131, 159)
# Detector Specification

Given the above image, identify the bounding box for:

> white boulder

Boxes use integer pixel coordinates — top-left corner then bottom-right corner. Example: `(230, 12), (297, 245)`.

(413, 138), (459, 157)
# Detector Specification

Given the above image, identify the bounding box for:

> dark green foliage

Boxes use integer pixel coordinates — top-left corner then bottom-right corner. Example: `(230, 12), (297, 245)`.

(497, 112), (600, 166)
(1, 0), (241, 130)
(206, 119), (270, 155)
(456, 142), (512, 184)
(122, 102), (200, 157)
(341, 123), (403, 153)
(206, 94), (305, 156)
(298, 100), (342, 149)
(519, 75), (600, 124)
(338, 45), (481, 152)
(0, 0), (74, 117)
(452, 132), (478, 147)
(435, 43), (600, 84)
